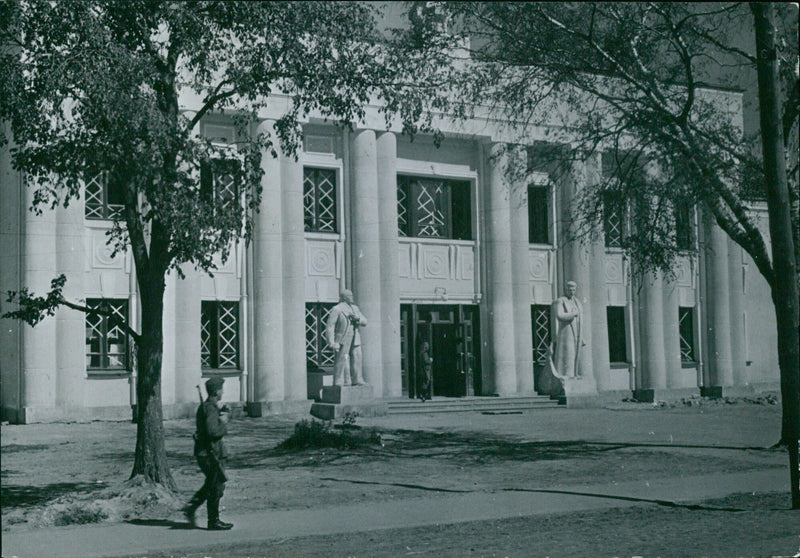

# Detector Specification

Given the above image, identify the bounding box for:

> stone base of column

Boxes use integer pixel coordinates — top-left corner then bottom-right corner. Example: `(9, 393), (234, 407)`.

(246, 399), (314, 417)
(310, 385), (387, 420)
(634, 387), (700, 403)
(700, 385), (765, 399)
(2, 402), (203, 424)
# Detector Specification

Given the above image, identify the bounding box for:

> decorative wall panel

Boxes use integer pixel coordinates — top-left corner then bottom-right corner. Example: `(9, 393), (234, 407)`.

(528, 247), (554, 305)
(399, 238), (476, 301)
(305, 236), (343, 303)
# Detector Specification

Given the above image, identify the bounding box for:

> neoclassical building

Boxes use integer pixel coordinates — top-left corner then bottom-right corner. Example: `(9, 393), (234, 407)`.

(0, 86), (781, 423)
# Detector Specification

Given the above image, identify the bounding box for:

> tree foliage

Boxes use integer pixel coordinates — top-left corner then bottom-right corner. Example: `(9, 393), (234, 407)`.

(0, 0), (441, 489)
(421, 0), (798, 509)
(425, 2), (798, 281)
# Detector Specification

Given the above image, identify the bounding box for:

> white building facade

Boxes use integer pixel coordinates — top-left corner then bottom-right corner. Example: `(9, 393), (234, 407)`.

(0, 90), (781, 423)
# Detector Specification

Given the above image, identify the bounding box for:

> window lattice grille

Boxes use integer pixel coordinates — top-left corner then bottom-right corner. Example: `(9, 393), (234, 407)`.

(415, 183), (447, 237)
(201, 301), (239, 369)
(85, 172), (123, 220)
(201, 311), (212, 368)
(85, 299), (129, 371)
(397, 175), (471, 240)
(303, 168), (338, 233)
(604, 204), (623, 248)
(201, 159), (240, 210)
(531, 305), (551, 364)
(397, 185), (408, 236)
(679, 307), (696, 362)
(305, 303), (335, 370)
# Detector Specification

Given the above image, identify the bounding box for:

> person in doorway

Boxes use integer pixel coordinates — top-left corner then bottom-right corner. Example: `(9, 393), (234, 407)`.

(417, 341), (433, 402)
(183, 376), (233, 531)
(326, 289), (368, 386)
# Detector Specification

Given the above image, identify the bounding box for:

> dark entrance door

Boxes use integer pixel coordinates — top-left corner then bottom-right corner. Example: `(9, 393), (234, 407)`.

(432, 323), (459, 396)
(400, 304), (481, 398)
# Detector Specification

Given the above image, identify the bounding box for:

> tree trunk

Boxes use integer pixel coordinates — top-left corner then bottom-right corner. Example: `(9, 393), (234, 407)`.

(129, 270), (177, 491)
(752, 2), (800, 510)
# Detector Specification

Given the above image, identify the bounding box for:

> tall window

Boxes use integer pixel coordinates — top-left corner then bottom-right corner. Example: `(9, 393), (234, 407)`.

(85, 299), (129, 371)
(528, 186), (550, 244)
(679, 306), (696, 362)
(201, 301), (239, 370)
(531, 305), (552, 365)
(85, 172), (125, 220)
(305, 303), (335, 372)
(200, 159), (240, 209)
(606, 306), (628, 363)
(674, 202), (694, 250)
(603, 192), (625, 248)
(303, 168), (338, 233)
(397, 176), (472, 240)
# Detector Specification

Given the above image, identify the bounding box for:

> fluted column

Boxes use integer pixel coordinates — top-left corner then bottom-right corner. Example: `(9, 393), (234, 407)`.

(558, 157), (594, 382)
(0, 132), (24, 415)
(586, 154), (611, 390)
(252, 120), (285, 405)
(638, 271), (667, 391)
(485, 143), (517, 395)
(662, 279), (682, 388)
(173, 265), (200, 403)
(376, 132), (401, 397)
(727, 237), (747, 386)
(509, 147), (534, 393)
(704, 215), (733, 389)
(23, 181), (58, 411)
(351, 130), (383, 393)
(281, 149), (306, 401)
(55, 196), (86, 407)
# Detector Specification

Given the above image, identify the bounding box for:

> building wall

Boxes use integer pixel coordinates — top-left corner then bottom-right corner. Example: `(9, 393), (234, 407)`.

(0, 110), (783, 422)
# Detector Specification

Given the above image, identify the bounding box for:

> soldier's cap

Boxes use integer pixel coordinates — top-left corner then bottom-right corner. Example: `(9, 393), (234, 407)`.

(205, 376), (225, 394)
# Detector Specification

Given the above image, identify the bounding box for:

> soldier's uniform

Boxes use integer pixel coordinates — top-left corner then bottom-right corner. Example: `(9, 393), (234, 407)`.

(183, 376), (232, 530)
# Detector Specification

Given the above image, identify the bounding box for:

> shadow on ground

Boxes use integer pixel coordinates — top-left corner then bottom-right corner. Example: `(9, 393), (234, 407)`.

(221, 427), (773, 470)
(126, 518), (195, 530)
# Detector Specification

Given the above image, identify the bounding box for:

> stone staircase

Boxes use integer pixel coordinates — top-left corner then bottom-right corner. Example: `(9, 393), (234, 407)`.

(387, 394), (563, 415)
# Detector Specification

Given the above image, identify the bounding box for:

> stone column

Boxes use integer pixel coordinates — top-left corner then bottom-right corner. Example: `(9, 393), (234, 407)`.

(0, 134), (24, 416)
(173, 266), (200, 404)
(376, 132), (401, 397)
(508, 147), (534, 393)
(350, 130), (383, 393)
(557, 157), (594, 384)
(585, 155), (611, 391)
(485, 143), (517, 395)
(23, 180), (58, 415)
(281, 150), (307, 402)
(704, 215), (733, 393)
(727, 237), (747, 386)
(662, 278), (682, 388)
(637, 271), (667, 396)
(55, 195), (86, 407)
(251, 120), (285, 408)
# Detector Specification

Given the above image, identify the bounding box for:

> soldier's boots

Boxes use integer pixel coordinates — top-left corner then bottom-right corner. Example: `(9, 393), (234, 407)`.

(208, 519), (234, 530)
(181, 505), (197, 528)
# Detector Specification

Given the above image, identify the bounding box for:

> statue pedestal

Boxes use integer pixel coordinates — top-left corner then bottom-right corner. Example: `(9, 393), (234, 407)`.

(561, 375), (599, 408)
(310, 384), (387, 420)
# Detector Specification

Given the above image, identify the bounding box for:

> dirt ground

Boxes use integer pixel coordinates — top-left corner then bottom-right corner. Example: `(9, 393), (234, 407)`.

(2, 396), (799, 557)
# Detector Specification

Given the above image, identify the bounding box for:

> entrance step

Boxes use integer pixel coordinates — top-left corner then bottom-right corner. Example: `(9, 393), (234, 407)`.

(387, 395), (563, 415)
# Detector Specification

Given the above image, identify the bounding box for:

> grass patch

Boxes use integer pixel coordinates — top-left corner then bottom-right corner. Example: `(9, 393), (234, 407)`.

(277, 419), (382, 450)
(50, 503), (109, 526)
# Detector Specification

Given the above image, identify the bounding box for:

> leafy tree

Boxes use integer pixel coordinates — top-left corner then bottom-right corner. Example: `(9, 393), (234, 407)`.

(0, 0), (437, 491)
(420, 2), (799, 507)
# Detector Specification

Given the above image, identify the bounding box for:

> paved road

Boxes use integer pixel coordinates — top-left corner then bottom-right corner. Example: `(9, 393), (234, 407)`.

(2, 468), (787, 558)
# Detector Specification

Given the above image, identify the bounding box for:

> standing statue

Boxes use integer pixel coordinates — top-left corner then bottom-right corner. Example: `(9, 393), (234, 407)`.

(552, 280), (584, 378)
(326, 289), (368, 386)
